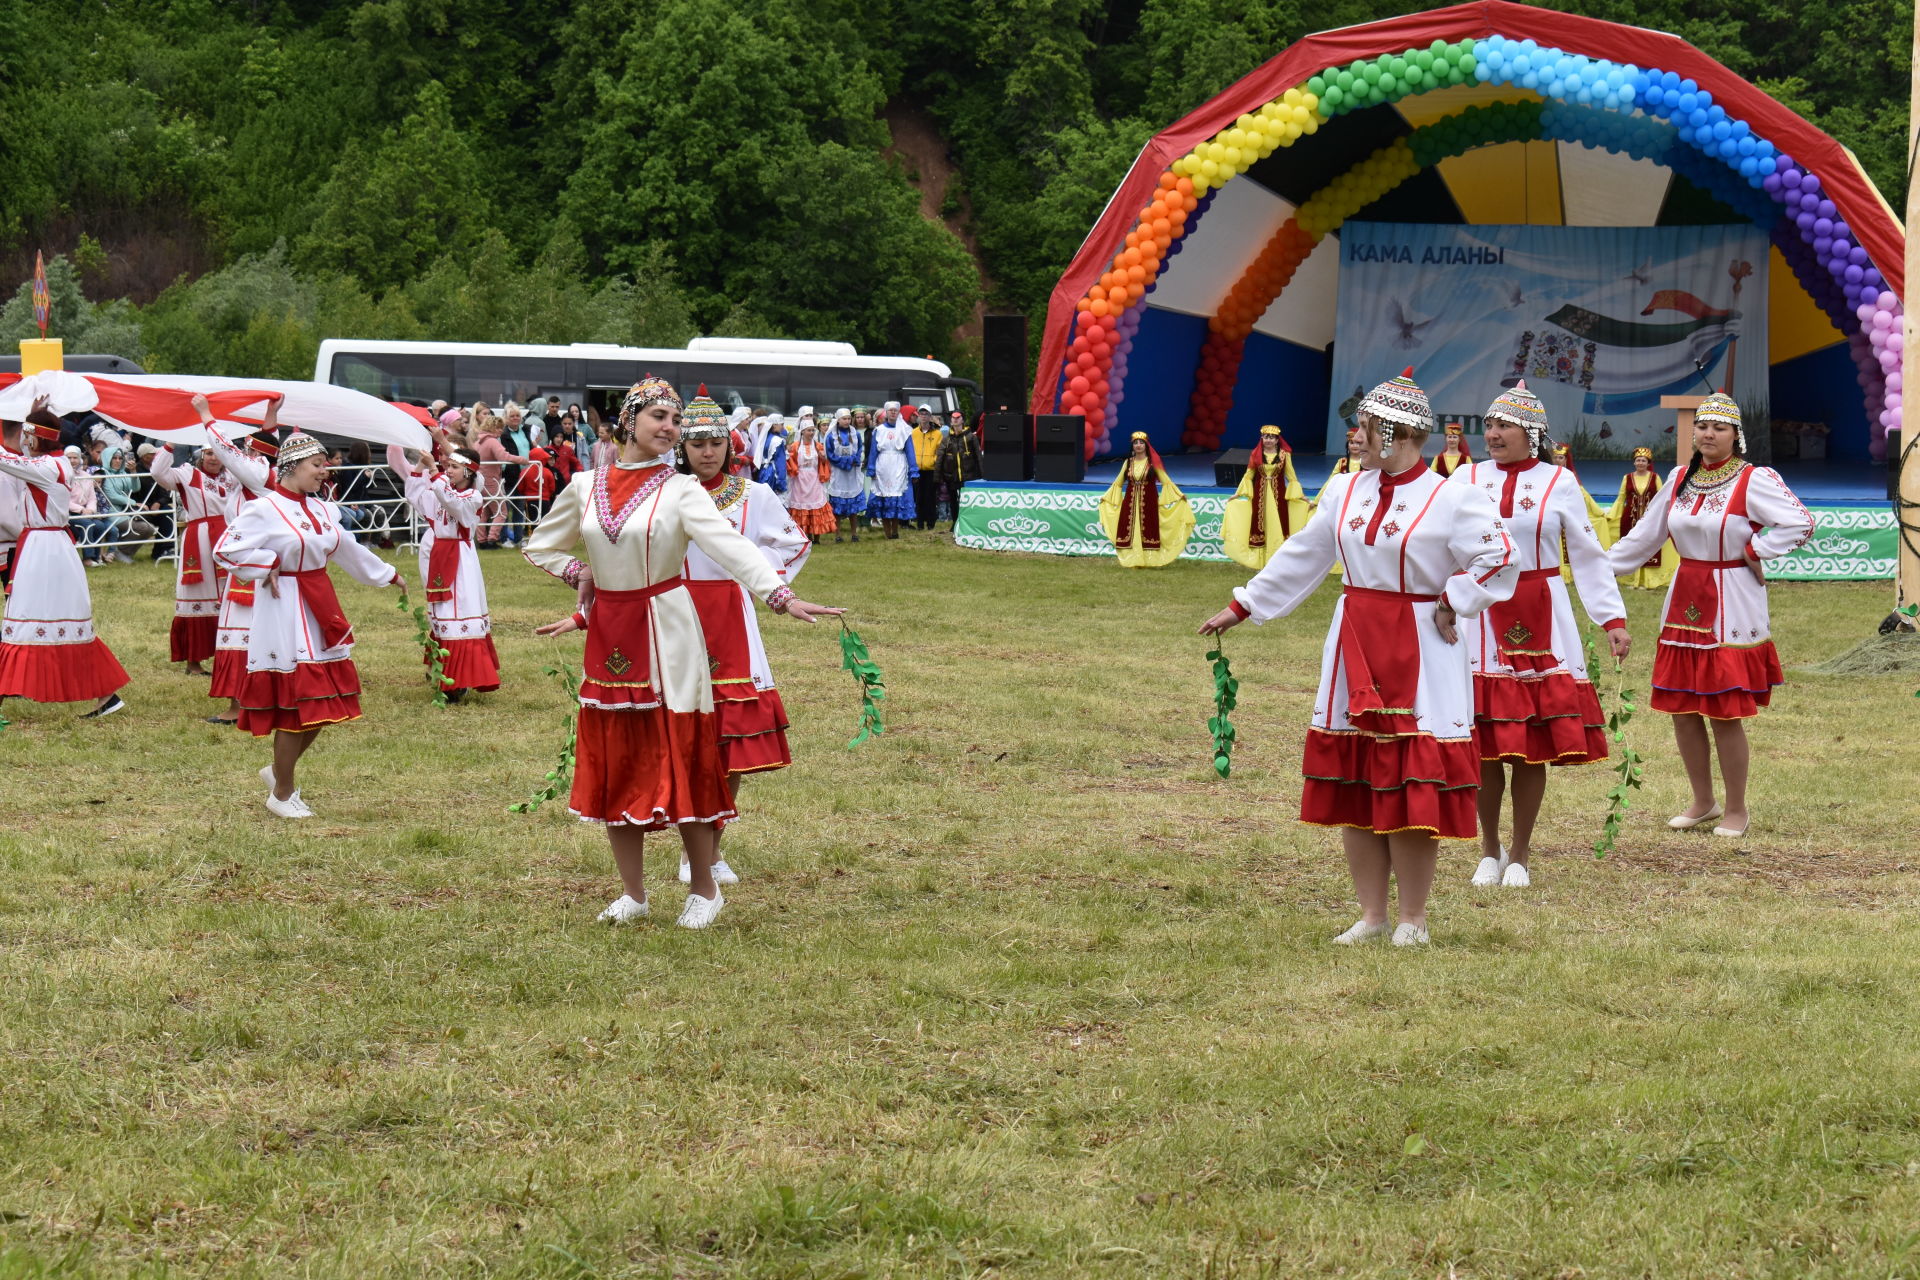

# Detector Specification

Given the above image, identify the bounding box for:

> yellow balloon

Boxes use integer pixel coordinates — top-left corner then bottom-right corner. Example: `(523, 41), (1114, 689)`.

(1200, 158), (1221, 179)
(1191, 172), (1212, 194)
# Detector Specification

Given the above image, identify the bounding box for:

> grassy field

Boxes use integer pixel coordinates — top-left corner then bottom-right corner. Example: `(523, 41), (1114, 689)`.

(3, 536), (1919, 1279)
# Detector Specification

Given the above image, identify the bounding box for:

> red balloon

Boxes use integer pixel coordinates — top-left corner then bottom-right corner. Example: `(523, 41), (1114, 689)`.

(1068, 404), (1087, 416)
(1068, 374), (1090, 394)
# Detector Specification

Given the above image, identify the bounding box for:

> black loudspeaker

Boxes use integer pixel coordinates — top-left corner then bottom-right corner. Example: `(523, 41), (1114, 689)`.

(1032, 414), (1085, 484)
(982, 314), (1029, 414)
(1890, 428), (1904, 501)
(1214, 448), (1252, 489)
(981, 411), (1032, 481)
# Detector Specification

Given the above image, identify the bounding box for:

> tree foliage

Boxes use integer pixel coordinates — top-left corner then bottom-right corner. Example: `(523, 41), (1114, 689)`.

(0, 0), (1908, 378)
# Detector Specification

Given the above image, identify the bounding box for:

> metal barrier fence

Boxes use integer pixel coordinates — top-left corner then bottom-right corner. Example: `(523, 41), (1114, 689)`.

(60, 461), (555, 566)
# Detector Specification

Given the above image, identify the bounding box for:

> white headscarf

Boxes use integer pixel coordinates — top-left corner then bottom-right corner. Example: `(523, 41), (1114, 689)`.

(755, 415), (793, 469)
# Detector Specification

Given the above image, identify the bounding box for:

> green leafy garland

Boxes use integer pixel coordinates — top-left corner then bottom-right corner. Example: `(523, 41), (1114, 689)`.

(1903, 603), (1920, 697)
(839, 619), (885, 748)
(1206, 641), (1239, 778)
(1586, 626), (1644, 858)
(394, 584), (451, 707)
(509, 663), (581, 814)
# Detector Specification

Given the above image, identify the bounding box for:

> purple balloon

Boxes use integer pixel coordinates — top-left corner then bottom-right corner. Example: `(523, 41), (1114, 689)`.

(1817, 199), (1836, 219)
(1796, 212), (1816, 231)
(1781, 168), (1803, 188)
(1846, 265), (1865, 284)
(1814, 217), (1835, 236)
(1880, 291), (1899, 310)
(1849, 245), (1869, 266)
(1814, 236), (1834, 256)
(1762, 173), (1782, 193)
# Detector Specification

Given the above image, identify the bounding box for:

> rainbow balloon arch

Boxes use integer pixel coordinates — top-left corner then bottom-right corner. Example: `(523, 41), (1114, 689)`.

(1034, 1), (1904, 462)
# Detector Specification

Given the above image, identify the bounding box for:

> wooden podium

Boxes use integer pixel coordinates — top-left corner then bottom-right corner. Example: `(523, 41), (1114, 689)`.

(1660, 394), (1709, 463)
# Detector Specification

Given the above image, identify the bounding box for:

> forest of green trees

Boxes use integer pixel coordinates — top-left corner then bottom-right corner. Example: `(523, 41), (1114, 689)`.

(0, 0), (1908, 383)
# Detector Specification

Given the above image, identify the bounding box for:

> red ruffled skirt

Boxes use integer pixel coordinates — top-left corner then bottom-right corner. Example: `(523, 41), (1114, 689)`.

(687, 578), (793, 777)
(431, 635), (501, 693)
(236, 658), (363, 736)
(1473, 671), (1609, 765)
(790, 503), (837, 536)
(1300, 727), (1480, 838)
(0, 637), (130, 703)
(570, 705), (734, 829)
(169, 615), (217, 664)
(209, 649), (248, 699)
(1650, 639), (1783, 719)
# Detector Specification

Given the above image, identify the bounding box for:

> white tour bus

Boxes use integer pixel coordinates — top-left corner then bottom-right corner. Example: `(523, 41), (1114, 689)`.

(313, 337), (974, 420)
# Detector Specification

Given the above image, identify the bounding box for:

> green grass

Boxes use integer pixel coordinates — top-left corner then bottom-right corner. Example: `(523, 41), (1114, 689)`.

(3, 538), (1919, 1278)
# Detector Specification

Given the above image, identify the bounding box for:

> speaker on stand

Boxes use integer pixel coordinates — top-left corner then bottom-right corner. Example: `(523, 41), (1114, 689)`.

(1032, 414), (1086, 484)
(981, 411), (1032, 481)
(982, 314), (1029, 415)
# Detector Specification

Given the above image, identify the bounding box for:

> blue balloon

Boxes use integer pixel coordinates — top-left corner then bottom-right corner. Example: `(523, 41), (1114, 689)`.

(1661, 70), (1680, 89)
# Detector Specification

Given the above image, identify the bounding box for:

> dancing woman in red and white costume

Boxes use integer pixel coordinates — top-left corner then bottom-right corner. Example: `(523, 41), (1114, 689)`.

(1447, 382), (1630, 888)
(150, 432), (236, 674)
(1607, 393), (1814, 838)
(525, 377), (840, 930)
(674, 393), (810, 886)
(195, 395), (278, 725)
(0, 398), (130, 718)
(388, 442), (500, 700)
(214, 432), (405, 818)
(1200, 369), (1516, 947)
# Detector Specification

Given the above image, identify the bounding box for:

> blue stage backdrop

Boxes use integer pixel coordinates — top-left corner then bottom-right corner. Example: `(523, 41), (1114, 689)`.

(1115, 308), (1331, 459)
(1328, 222), (1769, 458)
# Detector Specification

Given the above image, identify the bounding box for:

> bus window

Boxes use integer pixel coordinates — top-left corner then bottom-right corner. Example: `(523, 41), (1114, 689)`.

(790, 367), (903, 414)
(455, 356), (567, 408)
(690, 364), (788, 415)
(330, 352), (454, 404)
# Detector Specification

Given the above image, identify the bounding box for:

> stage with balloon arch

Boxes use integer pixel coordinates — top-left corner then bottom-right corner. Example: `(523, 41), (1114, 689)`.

(955, 0), (1901, 581)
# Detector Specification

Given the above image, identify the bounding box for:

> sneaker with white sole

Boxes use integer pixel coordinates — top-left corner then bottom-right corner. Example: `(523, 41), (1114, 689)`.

(597, 894), (649, 923)
(678, 859), (741, 886)
(79, 693), (126, 719)
(1331, 920), (1389, 946)
(1391, 923), (1431, 947)
(1500, 862), (1532, 888)
(677, 891), (725, 929)
(1470, 847), (1510, 886)
(265, 790), (313, 819)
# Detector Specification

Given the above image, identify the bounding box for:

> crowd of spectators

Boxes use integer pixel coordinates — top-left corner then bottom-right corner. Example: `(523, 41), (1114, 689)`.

(47, 394), (984, 570)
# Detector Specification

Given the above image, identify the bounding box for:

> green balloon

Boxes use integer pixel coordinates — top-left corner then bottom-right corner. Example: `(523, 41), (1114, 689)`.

(1322, 85), (1344, 109)
(1362, 63), (1381, 84)
(1378, 73), (1398, 95)
(1458, 37), (1476, 56)
(1388, 56), (1408, 77)
(1336, 69), (1355, 90)
(1414, 50), (1434, 71)
(1308, 75), (1326, 95)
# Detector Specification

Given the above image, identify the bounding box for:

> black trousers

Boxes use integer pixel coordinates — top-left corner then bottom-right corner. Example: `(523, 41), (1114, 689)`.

(912, 473), (941, 528)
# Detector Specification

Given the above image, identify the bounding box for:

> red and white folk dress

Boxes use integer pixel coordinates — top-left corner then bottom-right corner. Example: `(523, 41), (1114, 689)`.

(392, 449), (500, 693)
(149, 448), (235, 663)
(1225, 465), (1517, 837)
(213, 487), (398, 734)
(1449, 459), (1624, 765)
(206, 430), (272, 701)
(1608, 461), (1814, 718)
(522, 459), (793, 828)
(0, 447), (131, 702)
(684, 472), (811, 775)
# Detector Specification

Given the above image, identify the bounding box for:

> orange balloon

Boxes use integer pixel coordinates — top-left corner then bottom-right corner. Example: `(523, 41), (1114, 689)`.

(1088, 285), (1106, 302)
(1175, 177), (1195, 197)
(1168, 208), (1187, 226)
(1151, 218), (1171, 237)
(1076, 297), (1093, 312)
(1090, 298), (1111, 317)
(1127, 265), (1147, 284)
(1125, 284), (1144, 304)
(1120, 248), (1141, 269)
(1154, 234), (1171, 251)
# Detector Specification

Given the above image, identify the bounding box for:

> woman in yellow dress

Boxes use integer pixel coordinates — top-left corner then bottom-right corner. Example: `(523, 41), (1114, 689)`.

(1429, 421), (1471, 477)
(1551, 441), (1615, 581)
(1608, 447), (1677, 590)
(1222, 425), (1310, 570)
(1098, 431), (1193, 567)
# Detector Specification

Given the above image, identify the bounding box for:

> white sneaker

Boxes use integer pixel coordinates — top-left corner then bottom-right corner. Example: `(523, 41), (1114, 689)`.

(260, 764), (277, 791)
(1501, 862), (1532, 888)
(265, 790), (312, 819)
(1391, 923), (1431, 947)
(677, 891), (725, 929)
(1470, 846), (1510, 886)
(597, 894), (649, 923)
(1331, 920), (1389, 945)
(678, 859), (741, 886)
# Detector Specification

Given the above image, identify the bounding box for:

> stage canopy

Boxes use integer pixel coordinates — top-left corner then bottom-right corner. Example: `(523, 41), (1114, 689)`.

(1033, 0), (1905, 464)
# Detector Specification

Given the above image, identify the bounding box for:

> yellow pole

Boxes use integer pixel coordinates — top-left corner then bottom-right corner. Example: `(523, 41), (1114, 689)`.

(1902, 1), (1920, 625)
